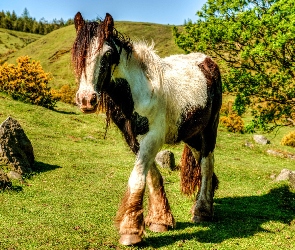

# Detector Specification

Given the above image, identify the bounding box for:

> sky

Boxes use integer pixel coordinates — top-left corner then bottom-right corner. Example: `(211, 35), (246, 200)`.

(0, 0), (207, 25)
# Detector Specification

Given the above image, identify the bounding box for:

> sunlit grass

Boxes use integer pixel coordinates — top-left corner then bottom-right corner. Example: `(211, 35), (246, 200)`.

(0, 92), (294, 249)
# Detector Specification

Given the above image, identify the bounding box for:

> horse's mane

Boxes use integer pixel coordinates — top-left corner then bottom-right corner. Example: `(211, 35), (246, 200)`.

(132, 41), (165, 93)
(71, 17), (133, 79)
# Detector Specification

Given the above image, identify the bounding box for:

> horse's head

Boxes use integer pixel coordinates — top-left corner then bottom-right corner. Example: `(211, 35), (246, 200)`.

(72, 12), (121, 113)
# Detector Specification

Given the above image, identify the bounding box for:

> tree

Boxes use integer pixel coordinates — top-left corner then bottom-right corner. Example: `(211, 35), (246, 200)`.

(174, 0), (295, 131)
(22, 8), (30, 20)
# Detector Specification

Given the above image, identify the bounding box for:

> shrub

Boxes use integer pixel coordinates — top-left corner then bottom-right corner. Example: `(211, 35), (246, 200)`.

(220, 113), (244, 133)
(51, 84), (77, 105)
(220, 101), (233, 116)
(281, 131), (295, 147)
(0, 56), (58, 109)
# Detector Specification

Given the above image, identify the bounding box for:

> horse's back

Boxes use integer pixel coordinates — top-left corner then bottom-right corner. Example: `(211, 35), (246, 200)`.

(162, 53), (222, 143)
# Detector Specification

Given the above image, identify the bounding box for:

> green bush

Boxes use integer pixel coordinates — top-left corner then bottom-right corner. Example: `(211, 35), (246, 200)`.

(0, 56), (58, 109)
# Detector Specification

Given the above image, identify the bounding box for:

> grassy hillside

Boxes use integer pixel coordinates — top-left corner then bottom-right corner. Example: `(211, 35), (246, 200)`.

(4, 22), (184, 89)
(0, 92), (294, 249)
(0, 28), (42, 60)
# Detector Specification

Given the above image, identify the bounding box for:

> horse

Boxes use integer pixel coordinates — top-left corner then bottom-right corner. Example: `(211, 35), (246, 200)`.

(72, 12), (222, 246)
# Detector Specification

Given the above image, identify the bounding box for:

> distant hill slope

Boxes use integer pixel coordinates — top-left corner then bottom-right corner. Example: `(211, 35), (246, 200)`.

(0, 28), (42, 60)
(5, 22), (184, 89)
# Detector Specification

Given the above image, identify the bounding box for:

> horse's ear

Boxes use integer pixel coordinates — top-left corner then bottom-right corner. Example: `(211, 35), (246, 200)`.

(74, 12), (85, 33)
(103, 13), (114, 39)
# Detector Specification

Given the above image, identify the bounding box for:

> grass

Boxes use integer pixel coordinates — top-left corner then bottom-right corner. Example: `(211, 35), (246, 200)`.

(0, 92), (294, 249)
(0, 28), (42, 60)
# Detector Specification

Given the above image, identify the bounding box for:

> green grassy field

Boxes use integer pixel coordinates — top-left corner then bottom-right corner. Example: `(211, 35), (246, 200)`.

(0, 28), (42, 60)
(0, 91), (294, 249)
(0, 22), (295, 249)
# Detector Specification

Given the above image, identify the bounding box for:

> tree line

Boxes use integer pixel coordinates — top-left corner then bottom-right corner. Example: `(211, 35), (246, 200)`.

(0, 8), (74, 35)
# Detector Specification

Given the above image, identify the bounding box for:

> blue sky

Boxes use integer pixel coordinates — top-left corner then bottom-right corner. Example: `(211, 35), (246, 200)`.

(0, 0), (207, 25)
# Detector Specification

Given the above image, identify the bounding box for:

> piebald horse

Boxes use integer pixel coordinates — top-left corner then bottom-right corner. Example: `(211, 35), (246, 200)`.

(72, 12), (222, 245)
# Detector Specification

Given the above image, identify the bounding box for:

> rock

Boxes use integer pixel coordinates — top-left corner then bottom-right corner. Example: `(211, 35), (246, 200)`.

(0, 116), (35, 175)
(253, 135), (270, 145)
(245, 141), (254, 148)
(7, 170), (23, 180)
(275, 169), (291, 181)
(0, 169), (12, 190)
(155, 150), (176, 170)
(267, 149), (295, 160)
(270, 173), (276, 180)
(289, 171), (295, 189)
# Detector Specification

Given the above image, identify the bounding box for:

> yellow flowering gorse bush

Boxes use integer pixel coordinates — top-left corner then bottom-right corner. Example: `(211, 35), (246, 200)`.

(0, 56), (58, 109)
(281, 131), (295, 147)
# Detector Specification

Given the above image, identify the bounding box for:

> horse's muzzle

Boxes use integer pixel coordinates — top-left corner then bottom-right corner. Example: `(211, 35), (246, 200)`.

(76, 91), (99, 114)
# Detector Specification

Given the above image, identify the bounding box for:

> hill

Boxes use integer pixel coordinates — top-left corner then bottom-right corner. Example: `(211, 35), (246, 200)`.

(4, 22), (184, 89)
(0, 28), (42, 60)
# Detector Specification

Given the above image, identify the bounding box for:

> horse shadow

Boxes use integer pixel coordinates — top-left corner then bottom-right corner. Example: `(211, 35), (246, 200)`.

(144, 185), (295, 247)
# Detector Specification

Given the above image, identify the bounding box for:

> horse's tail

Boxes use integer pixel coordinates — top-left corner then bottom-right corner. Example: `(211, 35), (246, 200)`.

(180, 144), (219, 196)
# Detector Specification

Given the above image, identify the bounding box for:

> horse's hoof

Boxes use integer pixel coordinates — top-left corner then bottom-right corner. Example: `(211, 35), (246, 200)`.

(149, 223), (168, 232)
(119, 234), (142, 246)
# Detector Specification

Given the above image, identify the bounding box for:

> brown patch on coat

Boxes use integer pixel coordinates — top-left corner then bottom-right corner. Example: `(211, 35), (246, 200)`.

(198, 57), (221, 88)
(177, 105), (211, 142)
(180, 144), (201, 195)
(115, 189), (145, 236)
(145, 165), (175, 228)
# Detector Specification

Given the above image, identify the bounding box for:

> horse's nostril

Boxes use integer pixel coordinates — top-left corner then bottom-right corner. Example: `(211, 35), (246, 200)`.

(90, 93), (98, 106)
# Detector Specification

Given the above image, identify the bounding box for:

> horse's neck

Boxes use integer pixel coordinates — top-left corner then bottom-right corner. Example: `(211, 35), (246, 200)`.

(112, 48), (157, 115)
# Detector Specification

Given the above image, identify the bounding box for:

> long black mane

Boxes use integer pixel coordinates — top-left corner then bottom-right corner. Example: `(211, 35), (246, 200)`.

(72, 14), (147, 153)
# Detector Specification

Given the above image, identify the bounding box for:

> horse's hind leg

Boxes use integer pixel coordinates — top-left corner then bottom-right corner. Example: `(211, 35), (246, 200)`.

(191, 150), (217, 222)
(185, 118), (219, 222)
(145, 162), (175, 232)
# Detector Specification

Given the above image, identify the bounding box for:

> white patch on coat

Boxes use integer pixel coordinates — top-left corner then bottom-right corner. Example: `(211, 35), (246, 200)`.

(162, 53), (209, 142)
(77, 37), (112, 96)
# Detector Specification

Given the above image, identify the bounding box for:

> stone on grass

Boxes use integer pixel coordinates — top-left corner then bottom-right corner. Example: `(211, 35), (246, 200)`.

(274, 169), (295, 189)
(7, 170), (23, 180)
(0, 116), (35, 175)
(275, 169), (292, 181)
(0, 169), (12, 190)
(253, 135), (270, 145)
(244, 141), (254, 148)
(155, 150), (176, 170)
(289, 171), (295, 189)
(267, 149), (295, 160)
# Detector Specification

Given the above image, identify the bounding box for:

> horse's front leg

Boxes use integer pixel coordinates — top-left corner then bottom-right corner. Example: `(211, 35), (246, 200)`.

(115, 129), (163, 245)
(145, 162), (175, 232)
